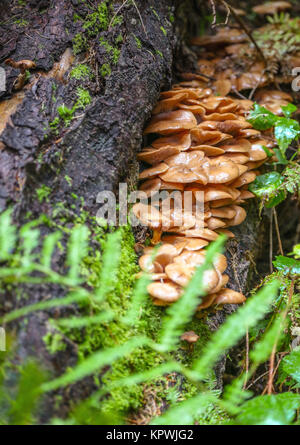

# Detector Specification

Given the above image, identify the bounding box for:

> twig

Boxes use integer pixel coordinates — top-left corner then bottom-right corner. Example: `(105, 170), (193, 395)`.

(108, 0), (130, 30)
(210, 0), (230, 27)
(246, 370), (269, 390)
(273, 208), (284, 256)
(132, 0), (148, 37)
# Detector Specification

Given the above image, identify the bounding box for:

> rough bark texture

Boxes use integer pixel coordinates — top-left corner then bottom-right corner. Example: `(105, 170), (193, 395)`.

(0, 0), (280, 421)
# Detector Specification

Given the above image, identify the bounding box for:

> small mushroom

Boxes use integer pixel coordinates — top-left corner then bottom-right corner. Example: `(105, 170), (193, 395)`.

(252, 2), (291, 15)
(213, 288), (246, 305)
(180, 331), (199, 343)
(148, 281), (182, 303)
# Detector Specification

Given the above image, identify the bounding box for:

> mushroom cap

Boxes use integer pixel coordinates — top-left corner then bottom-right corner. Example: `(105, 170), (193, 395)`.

(165, 263), (193, 286)
(139, 162), (169, 179)
(213, 253), (227, 273)
(152, 131), (192, 151)
(191, 127), (232, 145)
(144, 110), (197, 135)
(143, 243), (178, 270)
(138, 146), (181, 165)
(197, 293), (218, 310)
(191, 29), (247, 47)
(131, 203), (167, 228)
(224, 205), (247, 227)
(208, 159), (240, 184)
(207, 217), (227, 230)
(220, 138), (251, 153)
(180, 330), (200, 343)
(152, 92), (189, 114)
(178, 228), (219, 240)
(139, 178), (162, 197)
(249, 140), (269, 161)
(211, 206), (237, 219)
(190, 145), (225, 156)
(252, 1), (291, 15)
(213, 79), (232, 97)
(213, 288), (246, 304)
(230, 171), (257, 188)
(160, 152), (209, 184)
(139, 255), (164, 273)
(216, 228), (235, 238)
(147, 281), (182, 302)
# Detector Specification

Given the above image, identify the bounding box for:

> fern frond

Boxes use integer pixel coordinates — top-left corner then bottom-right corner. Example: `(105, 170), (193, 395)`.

(1, 289), (89, 324)
(41, 336), (150, 392)
(66, 225), (90, 282)
(191, 280), (280, 380)
(0, 209), (16, 261)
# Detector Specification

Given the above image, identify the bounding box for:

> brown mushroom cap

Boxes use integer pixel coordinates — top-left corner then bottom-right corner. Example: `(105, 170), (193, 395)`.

(190, 145), (225, 156)
(152, 92), (189, 114)
(248, 140), (269, 161)
(144, 110), (197, 135)
(180, 330), (200, 343)
(230, 171), (257, 188)
(139, 162), (169, 179)
(252, 2), (291, 15)
(139, 178), (162, 197)
(207, 217), (227, 230)
(152, 131), (192, 151)
(148, 281), (182, 302)
(211, 206), (237, 219)
(224, 205), (247, 227)
(213, 288), (246, 304)
(208, 159), (240, 184)
(138, 146), (181, 165)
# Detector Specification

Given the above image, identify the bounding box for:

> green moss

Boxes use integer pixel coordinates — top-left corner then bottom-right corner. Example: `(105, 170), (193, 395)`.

(36, 185), (51, 203)
(57, 104), (75, 126)
(100, 63), (111, 77)
(83, 2), (110, 36)
(43, 332), (66, 355)
(73, 33), (87, 55)
(133, 35), (142, 49)
(160, 26), (167, 36)
(115, 33), (123, 44)
(99, 37), (120, 65)
(75, 87), (91, 109)
(70, 64), (92, 80)
(156, 49), (163, 58)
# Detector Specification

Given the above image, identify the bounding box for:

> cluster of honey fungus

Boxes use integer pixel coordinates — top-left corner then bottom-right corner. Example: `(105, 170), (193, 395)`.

(133, 24), (294, 310)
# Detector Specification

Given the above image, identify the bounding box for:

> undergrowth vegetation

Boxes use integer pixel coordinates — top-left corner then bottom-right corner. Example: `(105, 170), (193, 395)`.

(0, 205), (299, 425)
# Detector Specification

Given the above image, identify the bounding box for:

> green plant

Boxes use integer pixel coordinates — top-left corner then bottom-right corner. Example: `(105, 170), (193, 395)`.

(36, 185), (51, 203)
(100, 63), (111, 78)
(248, 103), (300, 208)
(70, 64), (92, 81)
